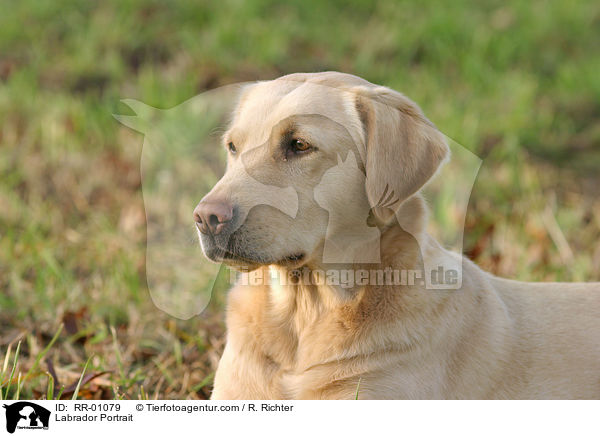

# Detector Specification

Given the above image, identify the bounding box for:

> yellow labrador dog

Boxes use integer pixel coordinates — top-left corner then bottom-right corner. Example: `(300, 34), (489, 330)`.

(194, 72), (600, 399)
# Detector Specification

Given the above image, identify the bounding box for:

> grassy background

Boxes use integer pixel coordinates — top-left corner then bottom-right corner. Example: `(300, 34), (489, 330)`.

(1, 0), (599, 399)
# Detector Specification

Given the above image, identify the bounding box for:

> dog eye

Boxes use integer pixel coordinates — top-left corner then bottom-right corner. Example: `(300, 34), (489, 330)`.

(290, 139), (311, 153)
(228, 142), (237, 154)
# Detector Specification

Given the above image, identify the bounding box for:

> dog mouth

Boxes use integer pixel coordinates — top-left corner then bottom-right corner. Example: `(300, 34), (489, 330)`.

(213, 248), (305, 268)
(275, 253), (305, 267)
(240, 252), (305, 269)
(204, 244), (254, 264)
(201, 237), (305, 268)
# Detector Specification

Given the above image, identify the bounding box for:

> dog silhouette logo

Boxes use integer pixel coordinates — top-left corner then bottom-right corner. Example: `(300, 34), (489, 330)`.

(2, 402), (50, 433)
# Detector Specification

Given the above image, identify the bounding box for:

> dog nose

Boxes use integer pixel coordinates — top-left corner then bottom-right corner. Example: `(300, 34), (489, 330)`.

(193, 200), (234, 235)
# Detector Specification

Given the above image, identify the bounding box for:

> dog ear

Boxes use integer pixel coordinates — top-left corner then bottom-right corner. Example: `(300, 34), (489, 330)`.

(353, 85), (449, 223)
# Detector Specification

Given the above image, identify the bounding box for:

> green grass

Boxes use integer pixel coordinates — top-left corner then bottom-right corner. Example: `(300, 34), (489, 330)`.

(0, 0), (599, 399)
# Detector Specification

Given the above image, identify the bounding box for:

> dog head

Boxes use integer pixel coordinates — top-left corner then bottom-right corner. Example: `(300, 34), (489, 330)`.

(194, 72), (449, 270)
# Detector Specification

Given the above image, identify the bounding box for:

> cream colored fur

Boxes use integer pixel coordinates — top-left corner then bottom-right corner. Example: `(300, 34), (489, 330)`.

(200, 72), (600, 399)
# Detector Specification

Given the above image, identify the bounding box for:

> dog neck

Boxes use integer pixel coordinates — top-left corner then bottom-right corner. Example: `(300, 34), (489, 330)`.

(260, 195), (457, 360)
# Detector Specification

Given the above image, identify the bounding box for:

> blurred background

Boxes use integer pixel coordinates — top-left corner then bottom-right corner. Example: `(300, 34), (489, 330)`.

(0, 0), (599, 399)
